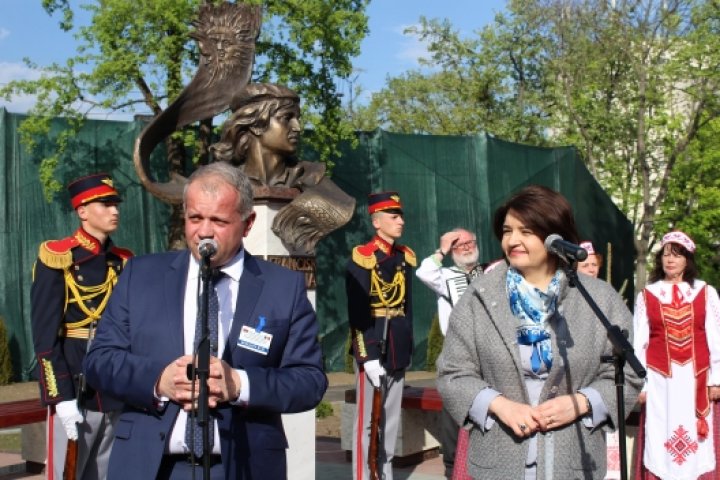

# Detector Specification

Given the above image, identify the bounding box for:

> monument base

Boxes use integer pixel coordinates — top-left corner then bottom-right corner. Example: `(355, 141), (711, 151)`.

(247, 196), (318, 480)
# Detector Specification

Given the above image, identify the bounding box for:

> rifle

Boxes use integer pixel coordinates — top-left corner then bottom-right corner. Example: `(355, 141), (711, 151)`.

(367, 315), (389, 480)
(65, 321), (95, 480)
(63, 440), (78, 480)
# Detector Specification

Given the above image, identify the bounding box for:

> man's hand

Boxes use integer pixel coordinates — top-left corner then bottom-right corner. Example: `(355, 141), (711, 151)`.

(55, 400), (83, 441)
(156, 356), (243, 410)
(207, 357), (242, 405)
(439, 231), (462, 256)
(156, 355), (199, 408)
(363, 360), (386, 388)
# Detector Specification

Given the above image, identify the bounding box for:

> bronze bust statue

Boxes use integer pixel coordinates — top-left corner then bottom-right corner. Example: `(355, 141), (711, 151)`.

(133, 2), (354, 255)
(211, 83), (355, 254)
(211, 83), (309, 188)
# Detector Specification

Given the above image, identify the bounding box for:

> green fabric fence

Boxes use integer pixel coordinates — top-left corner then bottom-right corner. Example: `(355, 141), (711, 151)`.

(0, 109), (634, 379)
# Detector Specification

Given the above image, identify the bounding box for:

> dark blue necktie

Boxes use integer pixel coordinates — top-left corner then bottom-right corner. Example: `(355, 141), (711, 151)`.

(186, 270), (222, 457)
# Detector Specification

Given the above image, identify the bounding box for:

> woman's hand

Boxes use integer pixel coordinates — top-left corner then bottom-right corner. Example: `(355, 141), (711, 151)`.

(709, 386), (720, 402)
(638, 391), (647, 405)
(488, 395), (538, 438)
(534, 393), (589, 431)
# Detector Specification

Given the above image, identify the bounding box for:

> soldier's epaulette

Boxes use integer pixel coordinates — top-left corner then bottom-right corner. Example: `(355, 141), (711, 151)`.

(352, 242), (378, 270)
(397, 244), (417, 267)
(37, 237), (79, 269)
(110, 246), (134, 262)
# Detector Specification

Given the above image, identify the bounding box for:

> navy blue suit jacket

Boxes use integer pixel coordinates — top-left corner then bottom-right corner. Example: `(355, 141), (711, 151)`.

(83, 250), (327, 479)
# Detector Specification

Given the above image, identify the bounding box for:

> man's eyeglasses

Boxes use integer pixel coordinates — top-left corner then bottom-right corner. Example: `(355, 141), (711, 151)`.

(452, 240), (477, 250)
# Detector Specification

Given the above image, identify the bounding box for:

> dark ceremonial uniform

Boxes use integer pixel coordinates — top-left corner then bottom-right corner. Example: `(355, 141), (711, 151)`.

(346, 190), (415, 480)
(346, 235), (416, 480)
(346, 235), (416, 371)
(31, 227), (132, 410)
(29, 172), (130, 480)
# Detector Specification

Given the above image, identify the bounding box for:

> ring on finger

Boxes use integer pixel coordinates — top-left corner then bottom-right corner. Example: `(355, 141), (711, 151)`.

(519, 423), (527, 432)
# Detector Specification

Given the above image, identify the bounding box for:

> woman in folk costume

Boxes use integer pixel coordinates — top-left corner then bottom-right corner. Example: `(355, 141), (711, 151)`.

(633, 231), (720, 480)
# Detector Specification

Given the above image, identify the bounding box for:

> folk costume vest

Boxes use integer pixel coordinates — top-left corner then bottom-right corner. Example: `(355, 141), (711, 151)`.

(645, 284), (710, 438)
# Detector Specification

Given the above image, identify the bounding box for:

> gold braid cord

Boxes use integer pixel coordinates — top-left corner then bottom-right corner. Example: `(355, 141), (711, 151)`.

(41, 358), (59, 398)
(63, 267), (118, 329)
(370, 268), (405, 308)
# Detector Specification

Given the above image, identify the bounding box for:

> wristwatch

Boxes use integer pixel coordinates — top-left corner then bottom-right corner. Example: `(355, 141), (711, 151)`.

(435, 248), (445, 257)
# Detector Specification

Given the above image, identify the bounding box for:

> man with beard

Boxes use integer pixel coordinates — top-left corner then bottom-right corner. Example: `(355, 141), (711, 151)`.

(416, 227), (482, 478)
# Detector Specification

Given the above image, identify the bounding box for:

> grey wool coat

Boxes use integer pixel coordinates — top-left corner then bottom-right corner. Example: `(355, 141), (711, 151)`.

(437, 262), (642, 480)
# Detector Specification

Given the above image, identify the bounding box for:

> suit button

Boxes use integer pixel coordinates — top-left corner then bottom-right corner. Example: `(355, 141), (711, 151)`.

(550, 386), (559, 394)
(159, 432), (166, 441)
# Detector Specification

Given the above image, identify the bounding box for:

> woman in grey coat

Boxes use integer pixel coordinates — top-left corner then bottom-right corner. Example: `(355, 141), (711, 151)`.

(437, 185), (642, 479)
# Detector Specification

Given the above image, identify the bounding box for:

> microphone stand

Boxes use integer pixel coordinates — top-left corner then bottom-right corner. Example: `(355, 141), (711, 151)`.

(561, 262), (646, 480)
(190, 255), (213, 479)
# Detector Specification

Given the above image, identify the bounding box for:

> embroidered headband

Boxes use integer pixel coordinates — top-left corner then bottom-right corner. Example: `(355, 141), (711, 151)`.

(579, 241), (595, 255)
(661, 231), (695, 253)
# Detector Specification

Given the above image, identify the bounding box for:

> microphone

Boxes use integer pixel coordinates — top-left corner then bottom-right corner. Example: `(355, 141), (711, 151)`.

(544, 234), (588, 262)
(198, 238), (218, 259)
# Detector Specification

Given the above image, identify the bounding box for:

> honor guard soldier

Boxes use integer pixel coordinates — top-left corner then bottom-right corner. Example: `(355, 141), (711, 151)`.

(345, 191), (416, 480)
(30, 173), (132, 480)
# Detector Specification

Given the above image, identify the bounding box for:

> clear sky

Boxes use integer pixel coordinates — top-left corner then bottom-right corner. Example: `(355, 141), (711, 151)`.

(0, 0), (507, 118)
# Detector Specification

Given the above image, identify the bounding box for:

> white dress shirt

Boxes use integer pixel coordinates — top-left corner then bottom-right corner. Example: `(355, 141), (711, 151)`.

(166, 249), (250, 454)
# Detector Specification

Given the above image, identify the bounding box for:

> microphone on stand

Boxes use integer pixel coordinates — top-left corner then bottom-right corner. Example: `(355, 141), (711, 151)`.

(544, 234), (588, 262)
(198, 238), (218, 259)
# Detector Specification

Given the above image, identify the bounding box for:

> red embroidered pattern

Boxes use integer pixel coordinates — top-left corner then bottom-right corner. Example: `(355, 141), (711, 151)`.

(664, 425), (699, 465)
(664, 303), (694, 365)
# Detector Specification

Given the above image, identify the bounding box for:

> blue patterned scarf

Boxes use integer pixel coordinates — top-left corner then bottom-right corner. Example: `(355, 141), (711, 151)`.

(506, 267), (562, 374)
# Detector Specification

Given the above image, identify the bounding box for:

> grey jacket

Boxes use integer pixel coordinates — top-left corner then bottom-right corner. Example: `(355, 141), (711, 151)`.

(437, 262), (642, 480)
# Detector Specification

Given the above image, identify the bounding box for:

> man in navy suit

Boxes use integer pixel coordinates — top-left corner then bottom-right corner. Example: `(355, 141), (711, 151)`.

(83, 162), (327, 479)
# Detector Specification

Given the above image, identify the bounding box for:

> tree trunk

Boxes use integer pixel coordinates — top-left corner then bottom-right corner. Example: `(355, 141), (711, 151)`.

(197, 119), (213, 166)
(165, 135), (187, 249)
(168, 204), (187, 251)
(635, 239), (648, 293)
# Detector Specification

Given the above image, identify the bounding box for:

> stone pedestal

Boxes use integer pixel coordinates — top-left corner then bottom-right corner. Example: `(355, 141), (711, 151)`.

(246, 196), (316, 480)
(21, 422), (46, 465)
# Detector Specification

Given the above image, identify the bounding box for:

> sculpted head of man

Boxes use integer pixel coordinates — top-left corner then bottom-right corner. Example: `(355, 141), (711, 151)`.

(190, 2), (261, 86)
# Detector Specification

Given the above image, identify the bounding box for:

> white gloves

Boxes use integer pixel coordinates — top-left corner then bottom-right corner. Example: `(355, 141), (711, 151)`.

(55, 400), (82, 441)
(364, 360), (386, 388)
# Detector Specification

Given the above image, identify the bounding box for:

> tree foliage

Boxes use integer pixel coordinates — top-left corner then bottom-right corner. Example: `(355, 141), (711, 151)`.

(661, 117), (720, 287)
(2, 0), (369, 206)
(353, 0), (720, 288)
(353, 13), (552, 144)
(542, 0), (720, 289)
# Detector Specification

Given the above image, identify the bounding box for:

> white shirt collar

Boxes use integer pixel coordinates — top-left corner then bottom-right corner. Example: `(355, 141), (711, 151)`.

(187, 248), (246, 282)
